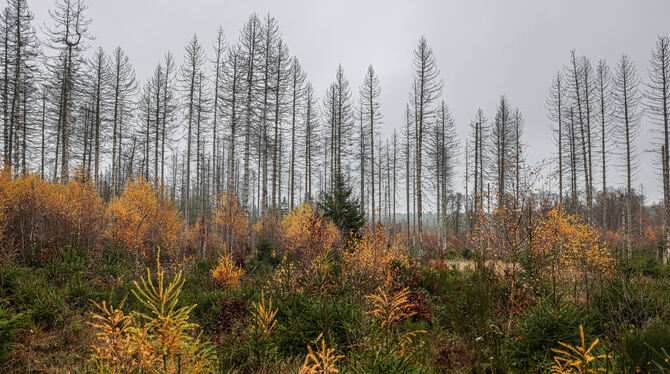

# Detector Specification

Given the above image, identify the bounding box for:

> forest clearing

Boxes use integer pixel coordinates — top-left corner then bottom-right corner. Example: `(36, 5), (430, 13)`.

(1, 0), (670, 372)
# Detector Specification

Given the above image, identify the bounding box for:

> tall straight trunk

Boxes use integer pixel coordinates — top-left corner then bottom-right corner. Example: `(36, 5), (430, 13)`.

(378, 140), (382, 225)
(40, 91), (46, 178)
(570, 108), (578, 214)
(82, 107), (89, 174)
(436, 130), (442, 248)
(370, 94), (376, 227)
(624, 89), (633, 258)
(386, 143), (391, 228)
(272, 43), (284, 211)
(154, 68), (161, 186)
(185, 64), (196, 223)
(336, 84), (342, 180)
(654, 40), (670, 264)
(289, 73), (298, 210)
(359, 115), (365, 217)
(94, 56), (102, 184)
(557, 77), (564, 206)
(515, 119), (520, 204)
(87, 106), (93, 175)
(405, 107), (411, 239)
(571, 53), (590, 222)
(112, 58), (121, 194)
(278, 132), (283, 209)
(664, 146), (669, 264)
(242, 23), (257, 214)
(599, 73), (608, 231)
(161, 56), (172, 193)
(145, 89), (151, 179)
(584, 69), (594, 222)
(464, 142), (468, 249)
(212, 43), (221, 196)
(392, 132), (397, 237)
(578, 117), (589, 217)
(9, 0), (23, 174)
(257, 131), (262, 218)
(479, 120), (485, 212)
(228, 53), (239, 193)
(2, 20), (8, 163)
(117, 110), (123, 188)
(304, 90), (313, 201)
(53, 82), (63, 181)
(260, 31), (271, 216)
(61, 44), (75, 182)
(474, 120), (479, 211)
(195, 73), (204, 217)
(20, 86), (26, 175)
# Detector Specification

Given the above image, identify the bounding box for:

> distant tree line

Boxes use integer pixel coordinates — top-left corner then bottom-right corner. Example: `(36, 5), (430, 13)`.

(0, 0), (668, 257)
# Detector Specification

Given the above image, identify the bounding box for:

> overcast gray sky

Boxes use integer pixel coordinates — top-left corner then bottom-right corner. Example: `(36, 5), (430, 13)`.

(29, 0), (670, 202)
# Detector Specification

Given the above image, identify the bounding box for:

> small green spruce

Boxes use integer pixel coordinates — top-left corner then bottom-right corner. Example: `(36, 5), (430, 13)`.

(317, 172), (365, 237)
(0, 306), (27, 364)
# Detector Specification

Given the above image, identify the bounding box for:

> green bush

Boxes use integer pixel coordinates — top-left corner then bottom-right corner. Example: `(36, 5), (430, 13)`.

(346, 345), (431, 374)
(0, 306), (27, 364)
(65, 275), (96, 309)
(273, 292), (362, 357)
(180, 287), (225, 329)
(0, 264), (31, 300)
(619, 320), (670, 373)
(431, 266), (502, 337)
(253, 238), (282, 270)
(1, 266), (68, 329)
(619, 255), (670, 279)
(504, 299), (593, 371)
(460, 247), (473, 260)
(443, 248), (457, 259)
(93, 245), (137, 279)
(592, 277), (661, 334)
(30, 289), (69, 329)
(44, 246), (87, 285)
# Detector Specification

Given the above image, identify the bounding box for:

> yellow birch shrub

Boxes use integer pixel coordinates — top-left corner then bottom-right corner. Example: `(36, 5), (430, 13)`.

(0, 169), (106, 261)
(0, 171), (65, 260)
(61, 175), (107, 250)
(213, 191), (249, 251)
(536, 208), (615, 277)
(280, 204), (339, 271)
(344, 225), (409, 291)
(184, 216), (225, 260)
(106, 177), (182, 261)
(266, 254), (303, 294)
(265, 204), (339, 294)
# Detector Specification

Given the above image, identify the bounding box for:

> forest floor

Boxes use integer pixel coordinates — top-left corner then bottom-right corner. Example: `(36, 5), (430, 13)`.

(3, 244), (670, 373)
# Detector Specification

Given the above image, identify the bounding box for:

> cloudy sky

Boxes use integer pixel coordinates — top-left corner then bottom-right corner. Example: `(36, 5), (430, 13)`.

(29, 0), (670, 202)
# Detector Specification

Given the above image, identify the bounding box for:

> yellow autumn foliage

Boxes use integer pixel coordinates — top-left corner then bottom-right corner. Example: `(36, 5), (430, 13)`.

(89, 254), (215, 373)
(551, 325), (612, 374)
(536, 208), (615, 275)
(250, 292), (278, 339)
(365, 285), (416, 331)
(213, 191), (249, 251)
(299, 333), (343, 374)
(280, 204), (340, 271)
(0, 168), (106, 262)
(344, 225), (409, 291)
(106, 177), (182, 261)
(211, 245), (245, 288)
